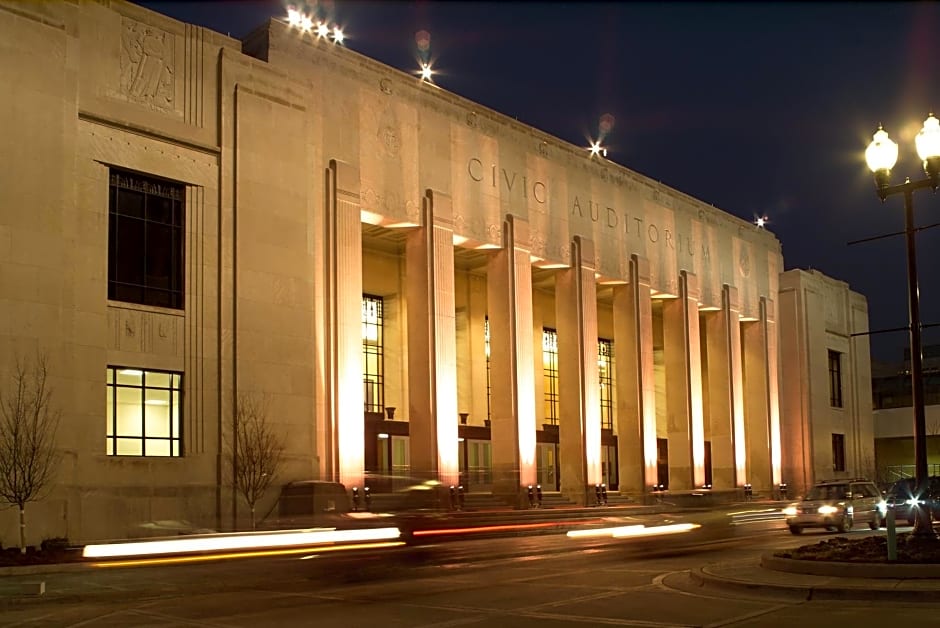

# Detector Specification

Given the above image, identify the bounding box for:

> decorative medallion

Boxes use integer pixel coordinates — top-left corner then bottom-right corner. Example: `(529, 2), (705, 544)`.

(378, 125), (400, 158)
(379, 78), (393, 95)
(466, 112), (478, 128)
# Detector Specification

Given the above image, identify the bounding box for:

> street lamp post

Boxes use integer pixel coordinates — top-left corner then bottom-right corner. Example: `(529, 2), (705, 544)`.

(865, 114), (940, 539)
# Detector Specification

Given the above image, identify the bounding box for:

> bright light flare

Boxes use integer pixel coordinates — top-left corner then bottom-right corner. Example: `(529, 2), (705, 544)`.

(333, 26), (345, 44)
(83, 527), (401, 559)
(287, 7), (303, 27)
(420, 63), (433, 81)
(781, 505), (798, 517)
(317, 22), (330, 38)
(754, 214), (768, 229)
(588, 140), (607, 158)
(865, 125), (898, 173)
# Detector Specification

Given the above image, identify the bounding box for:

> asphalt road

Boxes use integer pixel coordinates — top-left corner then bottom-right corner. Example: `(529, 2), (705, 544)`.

(2, 512), (937, 627)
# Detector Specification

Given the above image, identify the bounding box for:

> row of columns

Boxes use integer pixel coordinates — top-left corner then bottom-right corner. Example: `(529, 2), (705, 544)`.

(322, 168), (781, 503)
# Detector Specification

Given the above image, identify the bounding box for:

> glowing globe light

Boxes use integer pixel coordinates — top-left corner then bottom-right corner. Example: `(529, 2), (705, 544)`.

(333, 27), (345, 44)
(316, 22), (330, 38)
(420, 63), (433, 81)
(299, 15), (313, 33)
(415, 29), (431, 52)
(865, 126), (898, 173)
(915, 113), (940, 162)
(755, 215), (767, 229)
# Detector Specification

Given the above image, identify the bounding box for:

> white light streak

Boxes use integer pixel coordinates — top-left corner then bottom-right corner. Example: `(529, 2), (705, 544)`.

(83, 527), (401, 559)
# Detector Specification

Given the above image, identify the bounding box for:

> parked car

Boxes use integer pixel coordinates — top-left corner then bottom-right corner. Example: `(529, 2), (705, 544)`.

(782, 478), (886, 534)
(885, 476), (940, 526)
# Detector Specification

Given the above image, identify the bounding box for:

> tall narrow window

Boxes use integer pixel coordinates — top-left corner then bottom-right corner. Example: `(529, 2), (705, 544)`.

(485, 317), (491, 421)
(598, 339), (613, 430)
(543, 328), (559, 425)
(106, 367), (182, 456)
(828, 349), (843, 408)
(362, 295), (385, 412)
(108, 169), (185, 309)
(832, 433), (846, 472)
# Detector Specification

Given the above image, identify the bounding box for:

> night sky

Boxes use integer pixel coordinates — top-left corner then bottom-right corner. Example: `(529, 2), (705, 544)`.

(138, 0), (940, 362)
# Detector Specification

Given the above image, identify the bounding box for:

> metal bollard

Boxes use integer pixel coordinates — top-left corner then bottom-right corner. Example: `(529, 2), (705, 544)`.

(364, 486), (372, 511)
(779, 483), (788, 500)
(744, 483), (753, 501)
(457, 485), (465, 510)
(601, 483), (608, 505)
(352, 486), (360, 511)
(527, 484), (535, 507)
(536, 484), (543, 507)
(594, 484), (602, 506)
(449, 485), (457, 510)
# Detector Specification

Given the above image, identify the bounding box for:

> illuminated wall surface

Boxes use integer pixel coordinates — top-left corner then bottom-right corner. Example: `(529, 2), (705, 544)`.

(0, 1), (872, 543)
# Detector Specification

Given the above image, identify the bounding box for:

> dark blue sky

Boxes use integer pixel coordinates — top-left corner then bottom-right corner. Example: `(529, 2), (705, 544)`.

(140, 1), (940, 362)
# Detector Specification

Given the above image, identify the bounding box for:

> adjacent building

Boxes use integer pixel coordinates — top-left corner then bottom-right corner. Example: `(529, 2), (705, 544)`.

(0, 1), (873, 544)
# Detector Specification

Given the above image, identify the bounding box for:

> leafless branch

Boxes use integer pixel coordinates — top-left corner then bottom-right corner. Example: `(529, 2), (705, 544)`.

(226, 392), (283, 529)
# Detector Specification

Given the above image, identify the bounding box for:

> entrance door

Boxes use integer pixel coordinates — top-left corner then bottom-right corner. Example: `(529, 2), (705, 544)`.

(602, 444), (619, 490)
(537, 443), (559, 490)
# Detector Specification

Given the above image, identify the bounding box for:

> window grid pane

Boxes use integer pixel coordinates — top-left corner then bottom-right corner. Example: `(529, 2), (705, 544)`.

(108, 169), (185, 310)
(106, 366), (183, 457)
(485, 317), (491, 421)
(598, 339), (613, 430)
(543, 329), (559, 425)
(828, 350), (843, 408)
(362, 295), (385, 413)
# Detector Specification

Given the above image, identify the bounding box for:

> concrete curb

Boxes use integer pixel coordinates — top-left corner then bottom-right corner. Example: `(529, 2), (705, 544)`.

(761, 552), (940, 579)
(691, 559), (940, 603)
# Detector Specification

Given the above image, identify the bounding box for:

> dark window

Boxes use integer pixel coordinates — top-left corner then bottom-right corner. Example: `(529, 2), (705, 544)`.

(106, 367), (183, 456)
(362, 295), (385, 412)
(832, 433), (846, 472)
(108, 169), (185, 309)
(828, 350), (843, 408)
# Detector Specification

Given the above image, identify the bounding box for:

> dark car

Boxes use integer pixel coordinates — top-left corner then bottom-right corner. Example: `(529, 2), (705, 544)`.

(885, 476), (940, 525)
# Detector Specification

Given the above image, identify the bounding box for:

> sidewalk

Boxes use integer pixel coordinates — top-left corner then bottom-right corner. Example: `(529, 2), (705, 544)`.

(690, 554), (940, 602)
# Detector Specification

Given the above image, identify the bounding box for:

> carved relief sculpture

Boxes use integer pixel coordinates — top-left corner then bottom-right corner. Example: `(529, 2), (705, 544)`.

(121, 19), (175, 111)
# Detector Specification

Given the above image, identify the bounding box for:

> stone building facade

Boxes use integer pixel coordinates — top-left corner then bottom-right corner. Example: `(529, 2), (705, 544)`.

(0, 1), (872, 544)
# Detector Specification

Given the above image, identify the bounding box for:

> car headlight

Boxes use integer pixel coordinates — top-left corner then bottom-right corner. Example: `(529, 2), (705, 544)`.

(817, 505), (839, 515)
(877, 500), (887, 514)
(782, 506), (797, 516)
(905, 498), (925, 507)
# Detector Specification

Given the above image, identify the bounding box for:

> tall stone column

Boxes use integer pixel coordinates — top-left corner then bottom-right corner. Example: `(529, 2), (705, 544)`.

(662, 270), (706, 490)
(322, 159), (364, 489)
(612, 255), (658, 495)
(741, 297), (772, 492)
(764, 297), (783, 487)
(555, 236), (602, 505)
(486, 215), (537, 504)
(702, 284), (745, 489)
(405, 190), (460, 485)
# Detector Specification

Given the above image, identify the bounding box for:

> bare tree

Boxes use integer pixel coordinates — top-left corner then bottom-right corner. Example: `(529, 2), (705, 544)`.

(227, 393), (283, 530)
(0, 354), (60, 553)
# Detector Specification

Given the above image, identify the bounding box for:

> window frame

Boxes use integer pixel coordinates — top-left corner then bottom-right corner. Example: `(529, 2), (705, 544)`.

(108, 168), (185, 310)
(831, 433), (846, 472)
(362, 294), (385, 413)
(543, 328), (559, 425)
(828, 349), (843, 408)
(106, 366), (183, 457)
